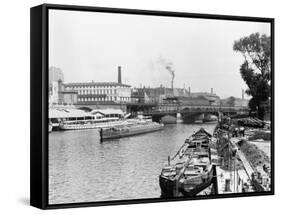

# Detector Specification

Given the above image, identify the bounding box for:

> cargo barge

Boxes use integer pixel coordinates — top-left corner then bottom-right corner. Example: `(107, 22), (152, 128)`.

(100, 121), (164, 141)
(159, 128), (214, 197)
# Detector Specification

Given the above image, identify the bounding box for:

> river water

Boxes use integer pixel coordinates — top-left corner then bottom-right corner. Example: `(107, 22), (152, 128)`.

(49, 123), (216, 204)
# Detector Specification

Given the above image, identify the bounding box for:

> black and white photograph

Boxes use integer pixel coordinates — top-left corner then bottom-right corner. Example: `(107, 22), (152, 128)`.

(47, 8), (273, 205)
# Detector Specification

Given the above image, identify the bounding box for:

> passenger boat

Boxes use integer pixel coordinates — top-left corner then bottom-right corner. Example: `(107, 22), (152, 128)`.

(100, 121), (164, 141)
(159, 128), (214, 197)
(48, 122), (53, 133)
(59, 118), (126, 131)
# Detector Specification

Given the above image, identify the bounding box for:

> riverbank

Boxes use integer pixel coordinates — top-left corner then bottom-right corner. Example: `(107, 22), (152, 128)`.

(214, 116), (271, 193)
(238, 139), (270, 168)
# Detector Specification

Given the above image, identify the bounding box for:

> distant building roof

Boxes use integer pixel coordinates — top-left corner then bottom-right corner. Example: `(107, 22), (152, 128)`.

(177, 96), (210, 106)
(190, 92), (220, 99)
(139, 87), (188, 97)
(65, 82), (131, 87)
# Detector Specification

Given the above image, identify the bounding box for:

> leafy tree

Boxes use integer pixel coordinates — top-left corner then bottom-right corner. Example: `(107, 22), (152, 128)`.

(227, 96), (236, 107)
(233, 33), (271, 119)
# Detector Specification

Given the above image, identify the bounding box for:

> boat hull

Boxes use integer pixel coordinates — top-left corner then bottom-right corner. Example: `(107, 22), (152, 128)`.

(159, 128), (215, 198)
(179, 166), (214, 196)
(159, 176), (177, 197)
(59, 121), (126, 131)
(101, 125), (164, 140)
(159, 165), (215, 197)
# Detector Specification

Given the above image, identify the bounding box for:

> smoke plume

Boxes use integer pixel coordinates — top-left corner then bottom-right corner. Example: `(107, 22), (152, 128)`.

(157, 56), (175, 89)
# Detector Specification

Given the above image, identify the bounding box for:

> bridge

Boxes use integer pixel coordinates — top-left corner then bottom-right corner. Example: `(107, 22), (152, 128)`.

(75, 101), (248, 123)
(143, 104), (248, 114)
(141, 104), (248, 123)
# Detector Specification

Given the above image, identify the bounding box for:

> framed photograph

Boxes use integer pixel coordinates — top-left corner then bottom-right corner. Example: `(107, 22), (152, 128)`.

(30, 4), (274, 209)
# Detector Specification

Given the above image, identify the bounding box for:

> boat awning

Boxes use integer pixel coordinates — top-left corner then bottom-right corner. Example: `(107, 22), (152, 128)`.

(49, 108), (93, 119)
(91, 108), (124, 116)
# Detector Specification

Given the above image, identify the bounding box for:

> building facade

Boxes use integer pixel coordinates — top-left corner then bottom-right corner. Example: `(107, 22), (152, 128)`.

(190, 92), (220, 105)
(49, 66), (64, 83)
(220, 97), (249, 108)
(49, 80), (78, 105)
(64, 82), (131, 105)
(131, 88), (152, 104)
(49, 81), (59, 104)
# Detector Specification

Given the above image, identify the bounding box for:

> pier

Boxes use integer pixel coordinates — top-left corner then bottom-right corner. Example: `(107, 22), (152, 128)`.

(160, 118), (271, 197)
(213, 119), (271, 194)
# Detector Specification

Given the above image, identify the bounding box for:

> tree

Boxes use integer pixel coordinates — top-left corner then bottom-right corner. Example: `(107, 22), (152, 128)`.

(227, 96), (236, 107)
(233, 33), (271, 119)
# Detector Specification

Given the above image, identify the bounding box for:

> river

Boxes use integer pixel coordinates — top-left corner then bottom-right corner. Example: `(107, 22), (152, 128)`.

(48, 123), (217, 204)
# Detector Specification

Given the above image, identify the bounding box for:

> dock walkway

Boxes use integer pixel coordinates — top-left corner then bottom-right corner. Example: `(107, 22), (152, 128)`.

(231, 138), (254, 178)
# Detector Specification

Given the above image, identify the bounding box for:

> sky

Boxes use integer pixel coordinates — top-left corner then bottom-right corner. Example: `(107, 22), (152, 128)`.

(49, 10), (270, 99)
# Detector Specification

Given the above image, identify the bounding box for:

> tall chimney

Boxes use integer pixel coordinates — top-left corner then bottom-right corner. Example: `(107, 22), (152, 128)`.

(189, 86), (191, 96)
(242, 89), (244, 100)
(118, 66), (122, 84)
(211, 88), (213, 94)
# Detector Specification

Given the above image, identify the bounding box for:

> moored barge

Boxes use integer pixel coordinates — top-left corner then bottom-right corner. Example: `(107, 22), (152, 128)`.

(100, 121), (164, 141)
(159, 128), (214, 197)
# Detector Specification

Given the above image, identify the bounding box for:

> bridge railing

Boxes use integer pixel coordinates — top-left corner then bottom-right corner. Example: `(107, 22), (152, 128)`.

(143, 105), (248, 114)
(180, 105), (248, 111)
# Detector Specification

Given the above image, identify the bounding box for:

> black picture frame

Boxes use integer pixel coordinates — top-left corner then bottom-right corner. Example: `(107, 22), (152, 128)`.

(30, 3), (275, 209)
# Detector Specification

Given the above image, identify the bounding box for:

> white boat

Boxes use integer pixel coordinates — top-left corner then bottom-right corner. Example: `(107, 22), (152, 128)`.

(59, 118), (127, 131)
(48, 123), (53, 133)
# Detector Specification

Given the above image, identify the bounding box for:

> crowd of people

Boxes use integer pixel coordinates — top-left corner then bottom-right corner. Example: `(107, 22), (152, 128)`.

(231, 126), (245, 137)
(218, 117), (245, 138)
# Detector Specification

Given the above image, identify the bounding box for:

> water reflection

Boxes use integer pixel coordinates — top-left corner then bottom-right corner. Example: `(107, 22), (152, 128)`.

(49, 123), (216, 204)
